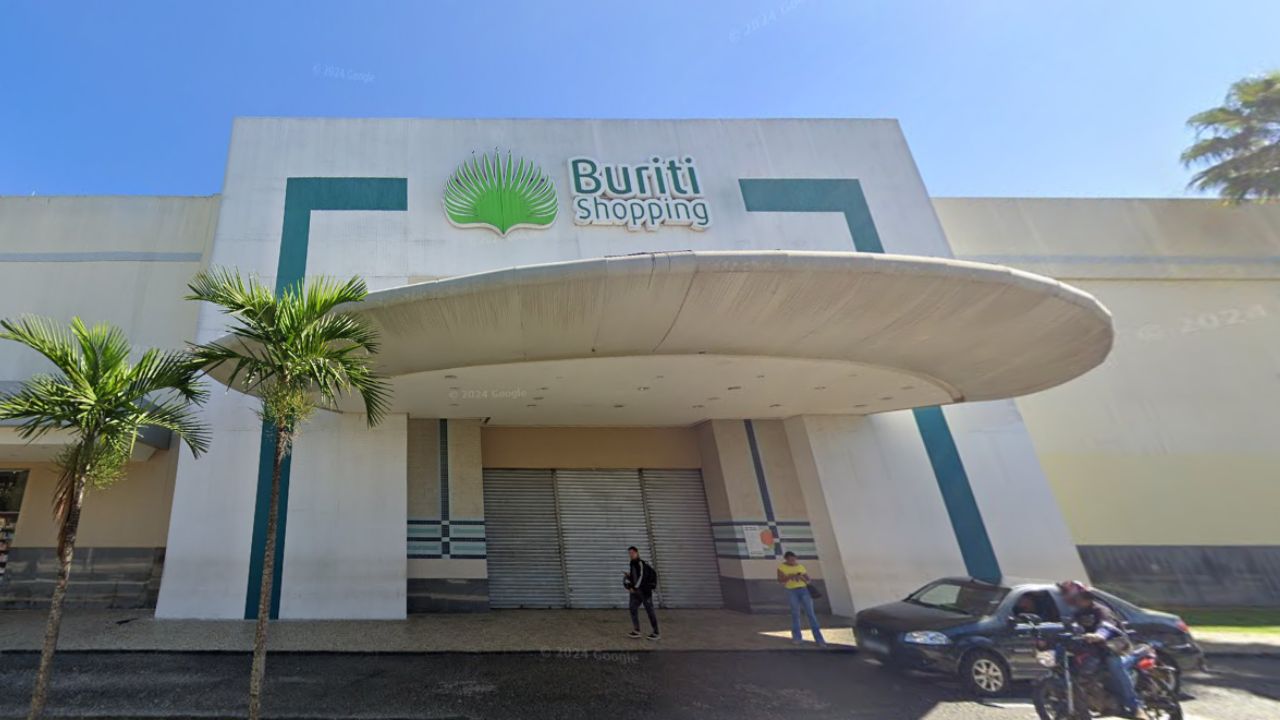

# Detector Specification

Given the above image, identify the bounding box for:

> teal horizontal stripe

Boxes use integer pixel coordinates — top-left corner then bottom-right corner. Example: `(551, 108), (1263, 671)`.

(0, 251), (205, 263)
(717, 552), (819, 561)
(710, 520), (812, 527)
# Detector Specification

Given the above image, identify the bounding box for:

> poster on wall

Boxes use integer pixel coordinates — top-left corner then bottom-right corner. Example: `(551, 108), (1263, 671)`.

(741, 525), (771, 558)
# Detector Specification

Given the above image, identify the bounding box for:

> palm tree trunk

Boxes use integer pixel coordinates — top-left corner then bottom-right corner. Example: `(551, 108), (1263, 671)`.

(27, 475), (86, 720)
(247, 428), (286, 720)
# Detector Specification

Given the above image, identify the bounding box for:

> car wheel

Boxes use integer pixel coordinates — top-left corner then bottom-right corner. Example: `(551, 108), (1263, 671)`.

(962, 649), (1010, 697)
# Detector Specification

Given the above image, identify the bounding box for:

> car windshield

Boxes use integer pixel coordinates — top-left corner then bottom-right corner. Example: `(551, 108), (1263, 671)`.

(906, 580), (1008, 616)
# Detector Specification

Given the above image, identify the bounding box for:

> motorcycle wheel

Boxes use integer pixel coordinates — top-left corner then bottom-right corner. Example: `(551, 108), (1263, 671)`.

(1140, 672), (1184, 720)
(1155, 652), (1183, 695)
(1032, 680), (1090, 720)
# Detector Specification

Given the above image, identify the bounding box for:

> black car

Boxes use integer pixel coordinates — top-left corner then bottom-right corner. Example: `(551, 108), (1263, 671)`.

(854, 577), (1204, 697)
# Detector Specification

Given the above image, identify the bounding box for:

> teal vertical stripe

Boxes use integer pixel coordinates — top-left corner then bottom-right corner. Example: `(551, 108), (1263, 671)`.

(738, 177), (1001, 583)
(912, 407), (1001, 582)
(244, 177), (409, 620)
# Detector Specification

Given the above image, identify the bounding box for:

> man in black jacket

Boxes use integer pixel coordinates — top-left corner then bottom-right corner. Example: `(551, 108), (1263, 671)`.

(623, 546), (660, 640)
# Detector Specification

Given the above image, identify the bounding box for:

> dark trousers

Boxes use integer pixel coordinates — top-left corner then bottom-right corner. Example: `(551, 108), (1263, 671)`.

(629, 590), (658, 632)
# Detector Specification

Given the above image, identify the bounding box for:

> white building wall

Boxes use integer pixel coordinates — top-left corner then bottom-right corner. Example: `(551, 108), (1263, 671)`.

(785, 414), (968, 612)
(943, 401), (1085, 582)
(280, 411), (407, 619)
(865, 175), (1084, 589)
(155, 390), (262, 618)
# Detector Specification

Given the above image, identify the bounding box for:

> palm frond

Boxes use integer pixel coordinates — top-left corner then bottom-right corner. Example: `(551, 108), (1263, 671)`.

(0, 375), (78, 440)
(0, 315), (211, 496)
(126, 349), (209, 405)
(0, 317), (83, 382)
(1183, 71), (1280, 203)
(190, 268), (391, 431)
(137, 397), (212, 457)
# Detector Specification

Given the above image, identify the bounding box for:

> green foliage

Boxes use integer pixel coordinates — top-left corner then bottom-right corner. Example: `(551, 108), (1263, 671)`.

(186, 268), (391, 448)
(0, 316), (210, 525)
(1182, 71), (1280, 203)
(443, 151), (558, 235)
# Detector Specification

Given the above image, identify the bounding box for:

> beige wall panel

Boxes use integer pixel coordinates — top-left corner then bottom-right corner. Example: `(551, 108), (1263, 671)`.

(749, 419), (809, 521)
(448, 420), (484, 518)
(406, 419), (440, 518)
(0, 196), (218, 254)
(1013, 279), (1280, 545)
(10, 450), (179, 548)
(935, 198), (1280, 280)
(480, 426), (700, 470)
(705, 421), (767, 520)
(1036, 454), (1280, 545)
(935, 198), (1280, 548)
(696, 422), (733, 522)
(0, 197), (218, 379)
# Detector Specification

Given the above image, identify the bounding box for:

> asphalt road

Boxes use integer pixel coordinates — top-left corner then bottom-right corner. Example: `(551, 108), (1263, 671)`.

(0, 651), (1276, 720)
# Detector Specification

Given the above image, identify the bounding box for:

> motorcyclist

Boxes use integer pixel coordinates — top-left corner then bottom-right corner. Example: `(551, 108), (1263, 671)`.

(1058, 581), (1148, 720)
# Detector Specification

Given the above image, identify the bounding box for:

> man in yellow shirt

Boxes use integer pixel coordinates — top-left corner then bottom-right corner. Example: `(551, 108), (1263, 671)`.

(777, 551), (826, 647)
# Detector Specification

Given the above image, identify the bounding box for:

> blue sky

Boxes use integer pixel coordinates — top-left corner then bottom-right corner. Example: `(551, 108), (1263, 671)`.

(1, 0), (1277, 198)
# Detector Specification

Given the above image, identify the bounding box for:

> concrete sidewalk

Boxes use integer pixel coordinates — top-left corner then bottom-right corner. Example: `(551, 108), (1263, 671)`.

(4, 609), (1272, 657)
(0, 609), (855, 653)
(1193, 630), (1280, 658)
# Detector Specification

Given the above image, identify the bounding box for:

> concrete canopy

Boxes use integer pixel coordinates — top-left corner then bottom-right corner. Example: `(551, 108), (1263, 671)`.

(210, 251), (1113, 426)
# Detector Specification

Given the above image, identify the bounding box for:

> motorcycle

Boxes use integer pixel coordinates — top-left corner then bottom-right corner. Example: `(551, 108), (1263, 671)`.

(1018, 615), (1182, 720)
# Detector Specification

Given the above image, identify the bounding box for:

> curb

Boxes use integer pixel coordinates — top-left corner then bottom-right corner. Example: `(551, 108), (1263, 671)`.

(1, 646), (861, 657)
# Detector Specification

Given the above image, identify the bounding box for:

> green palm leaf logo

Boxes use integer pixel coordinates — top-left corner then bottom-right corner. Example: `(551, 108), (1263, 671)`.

(443, 151), (558, 236)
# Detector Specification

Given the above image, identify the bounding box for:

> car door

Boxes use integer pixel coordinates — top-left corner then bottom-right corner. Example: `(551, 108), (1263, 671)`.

(992, 590), (1043, 677)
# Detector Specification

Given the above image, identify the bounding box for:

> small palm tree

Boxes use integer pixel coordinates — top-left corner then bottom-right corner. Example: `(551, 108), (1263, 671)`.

(1182, 70), (1280, 203)
(186, 268), (389, 720)
(0, 317), (209, 720)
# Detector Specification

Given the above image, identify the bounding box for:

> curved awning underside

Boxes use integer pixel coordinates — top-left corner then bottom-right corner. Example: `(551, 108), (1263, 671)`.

(212, 250), (1114, 423)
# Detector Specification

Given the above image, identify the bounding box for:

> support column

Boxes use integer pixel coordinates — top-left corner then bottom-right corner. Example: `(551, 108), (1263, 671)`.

(406, 419), (488, 612)
(697, 419), (830, 613)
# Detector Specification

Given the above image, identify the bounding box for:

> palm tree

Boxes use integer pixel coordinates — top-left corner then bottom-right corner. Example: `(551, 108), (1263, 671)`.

(0, 317), (209, 720)
(186, 268), (390, 720)
(1182, 71), (1280, 203)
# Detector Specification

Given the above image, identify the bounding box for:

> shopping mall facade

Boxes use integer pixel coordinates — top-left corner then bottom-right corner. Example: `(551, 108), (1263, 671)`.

(1, 118), (1277, 618)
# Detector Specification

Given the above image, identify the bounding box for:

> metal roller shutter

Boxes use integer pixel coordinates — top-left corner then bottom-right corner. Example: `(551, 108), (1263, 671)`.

(555, 469), (651, 608)
(484, 469), (566, 608)
(641, 470), (724, 608)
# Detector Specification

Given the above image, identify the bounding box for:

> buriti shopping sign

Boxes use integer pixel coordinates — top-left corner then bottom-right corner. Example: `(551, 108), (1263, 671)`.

(443, 151), (711, 236)
(569, 156), (711, 231)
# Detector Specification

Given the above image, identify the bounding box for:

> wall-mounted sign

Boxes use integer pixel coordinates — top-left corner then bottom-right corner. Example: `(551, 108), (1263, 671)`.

(443, 151), (559, 236)
(569, 156), (712, 231)
(741, 524), (773, 558)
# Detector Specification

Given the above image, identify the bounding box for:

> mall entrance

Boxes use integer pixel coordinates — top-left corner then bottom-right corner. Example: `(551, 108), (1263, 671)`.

(483, 468), (723, 609)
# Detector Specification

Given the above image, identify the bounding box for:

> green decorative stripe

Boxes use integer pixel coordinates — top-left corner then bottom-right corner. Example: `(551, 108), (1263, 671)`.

(739, 178), (1000, 583)
(244, 177), (409, 621)
(407, 518), (486, 559)
(912, 407), (1000, 582)
(738, 178), (884, 253)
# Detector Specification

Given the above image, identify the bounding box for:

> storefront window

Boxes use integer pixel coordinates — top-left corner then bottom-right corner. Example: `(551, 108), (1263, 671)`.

(0, 470), (28, 581)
